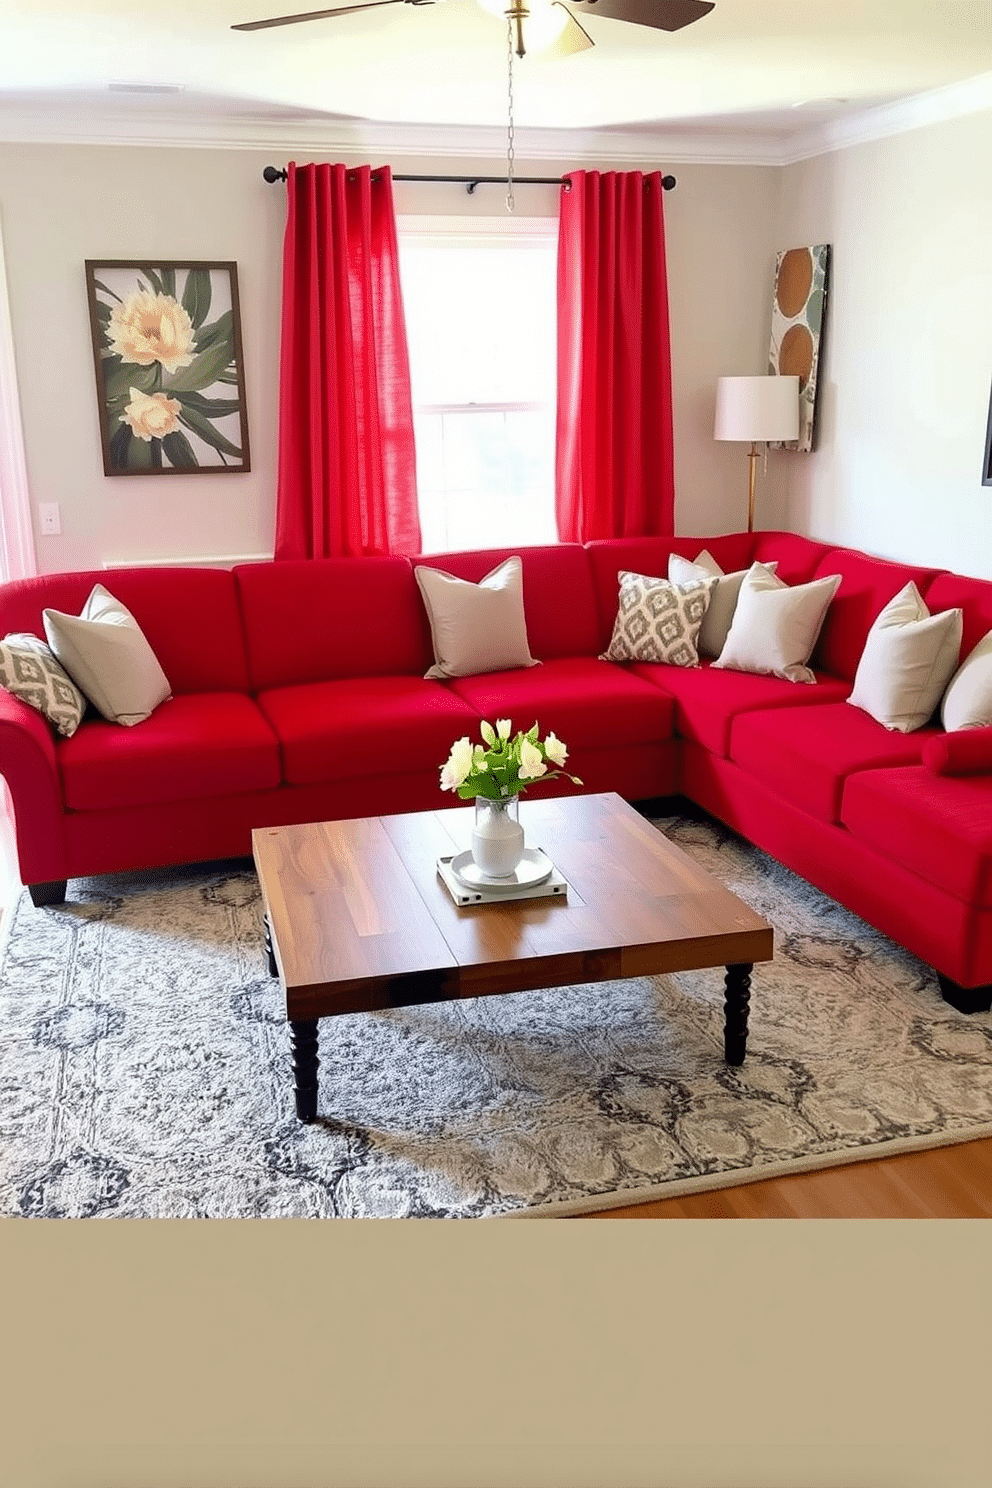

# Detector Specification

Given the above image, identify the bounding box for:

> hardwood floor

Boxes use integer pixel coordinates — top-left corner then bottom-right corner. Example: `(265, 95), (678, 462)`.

(581, 1135), (992, 1218)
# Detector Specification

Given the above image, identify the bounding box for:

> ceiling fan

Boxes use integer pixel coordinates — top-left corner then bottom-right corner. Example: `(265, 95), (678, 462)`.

(232, 0), (715, 61)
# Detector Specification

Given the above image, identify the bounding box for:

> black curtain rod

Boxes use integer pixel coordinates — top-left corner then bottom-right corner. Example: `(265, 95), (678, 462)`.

(262, 165), (676, 192)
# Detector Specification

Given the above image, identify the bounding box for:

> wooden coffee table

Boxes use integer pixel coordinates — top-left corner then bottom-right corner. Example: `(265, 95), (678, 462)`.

(252, 792), (774, 1123)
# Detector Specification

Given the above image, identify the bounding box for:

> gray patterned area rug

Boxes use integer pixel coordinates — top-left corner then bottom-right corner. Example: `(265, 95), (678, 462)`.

(3, 816), (992, 1219)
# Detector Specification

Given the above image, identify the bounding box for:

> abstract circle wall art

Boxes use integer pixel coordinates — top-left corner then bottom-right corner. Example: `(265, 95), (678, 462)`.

(767, 244), (830, 453)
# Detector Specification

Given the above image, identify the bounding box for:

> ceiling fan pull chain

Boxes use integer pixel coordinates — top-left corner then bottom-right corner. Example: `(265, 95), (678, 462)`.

(505, 14), (515, 214)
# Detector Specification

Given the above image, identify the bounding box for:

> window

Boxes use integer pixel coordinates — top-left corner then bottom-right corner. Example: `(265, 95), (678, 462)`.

(397, 217), (558, 553)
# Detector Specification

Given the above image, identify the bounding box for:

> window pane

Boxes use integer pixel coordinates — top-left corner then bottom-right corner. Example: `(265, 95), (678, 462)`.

(398, 232), (559, 552)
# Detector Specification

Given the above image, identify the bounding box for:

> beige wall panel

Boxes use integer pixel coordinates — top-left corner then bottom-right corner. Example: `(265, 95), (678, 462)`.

(0, 140), (779, 571)
(775, 108), (992, 578)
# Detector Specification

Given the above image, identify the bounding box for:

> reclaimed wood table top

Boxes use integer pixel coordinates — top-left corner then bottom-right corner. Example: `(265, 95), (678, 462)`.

(252, 792), (774, 1023)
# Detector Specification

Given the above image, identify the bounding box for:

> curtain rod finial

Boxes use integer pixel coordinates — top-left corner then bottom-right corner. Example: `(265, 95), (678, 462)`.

(263, 165), (287, 184)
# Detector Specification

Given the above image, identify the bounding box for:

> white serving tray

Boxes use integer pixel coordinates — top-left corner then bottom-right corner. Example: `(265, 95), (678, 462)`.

(436, 847), (568, 907)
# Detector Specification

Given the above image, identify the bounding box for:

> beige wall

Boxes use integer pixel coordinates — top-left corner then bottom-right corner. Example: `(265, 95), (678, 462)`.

(775, 107), (992, 578)
(0, 140), (781, 572)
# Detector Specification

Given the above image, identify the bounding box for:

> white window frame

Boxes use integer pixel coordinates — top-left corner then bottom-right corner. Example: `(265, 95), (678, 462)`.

(396, 214), (559, 552)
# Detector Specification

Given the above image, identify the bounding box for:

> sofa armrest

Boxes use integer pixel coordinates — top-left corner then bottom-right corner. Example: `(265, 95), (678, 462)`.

(922, 727), (992, 777)
(0, 688), (68, 884)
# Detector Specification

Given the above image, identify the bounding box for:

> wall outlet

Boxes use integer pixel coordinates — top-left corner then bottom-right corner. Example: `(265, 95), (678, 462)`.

(39, 503), (61, 536)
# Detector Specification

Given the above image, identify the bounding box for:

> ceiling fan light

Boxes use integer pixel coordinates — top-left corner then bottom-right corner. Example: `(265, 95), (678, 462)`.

(475, 0), (569, 52)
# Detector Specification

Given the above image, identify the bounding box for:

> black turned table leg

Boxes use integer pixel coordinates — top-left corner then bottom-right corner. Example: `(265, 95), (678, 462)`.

(264, 916), (278, 977)
(290, 1020), (320, 1123)
(723, 963), (752, 1066)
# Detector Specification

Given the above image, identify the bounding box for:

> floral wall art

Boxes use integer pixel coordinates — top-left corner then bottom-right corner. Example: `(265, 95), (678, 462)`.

(84, 260), (250, 476)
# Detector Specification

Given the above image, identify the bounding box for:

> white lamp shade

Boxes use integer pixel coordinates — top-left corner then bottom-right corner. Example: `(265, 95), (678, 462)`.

(714, 375), (800, 444)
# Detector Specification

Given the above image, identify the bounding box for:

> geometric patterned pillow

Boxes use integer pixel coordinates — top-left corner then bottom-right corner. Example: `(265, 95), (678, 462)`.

(600, 570), (717, 668)
(0, 632), (87, 737)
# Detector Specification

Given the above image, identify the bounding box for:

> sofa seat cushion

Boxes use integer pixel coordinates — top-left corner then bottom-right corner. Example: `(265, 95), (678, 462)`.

(59, 693), (281, 811)
(446, 658), (675, 748)
(729, 702), (935, 824)
(257, 676), (479, 786)
(630, 660), (850, 757)
(841, 765), (992, 903)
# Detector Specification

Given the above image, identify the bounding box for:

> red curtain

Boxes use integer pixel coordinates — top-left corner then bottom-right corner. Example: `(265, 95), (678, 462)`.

(275, 162), (421, 559)
(555, 169), (676, 543)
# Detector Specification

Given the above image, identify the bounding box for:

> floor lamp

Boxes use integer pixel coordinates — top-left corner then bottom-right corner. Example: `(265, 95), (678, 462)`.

(714, 375), (800, 532)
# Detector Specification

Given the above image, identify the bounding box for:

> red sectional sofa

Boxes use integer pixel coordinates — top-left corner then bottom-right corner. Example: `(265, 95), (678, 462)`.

(2, 530), (991, 1014)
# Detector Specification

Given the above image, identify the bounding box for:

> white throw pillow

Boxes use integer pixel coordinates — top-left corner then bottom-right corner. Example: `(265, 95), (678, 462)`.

(668, 550), (778, 658)
(601, 570), (717, 667)
(712, 562), (841, 685)
(941, 629), (992, 732)
(0, 632), (87, 737)
(415, 556), (539, 680)
(847, 582), (963, 733)
(43, 584), (171, 726)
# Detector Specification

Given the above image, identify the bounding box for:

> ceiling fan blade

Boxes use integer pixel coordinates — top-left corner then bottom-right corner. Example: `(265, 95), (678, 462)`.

(543, 6), (595, 57)
(565, 0), (713, 33)
(232, 1), (425, 31)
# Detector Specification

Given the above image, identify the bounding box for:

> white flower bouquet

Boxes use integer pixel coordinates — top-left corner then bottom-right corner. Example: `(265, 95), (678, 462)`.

(439, 719), (582, 802)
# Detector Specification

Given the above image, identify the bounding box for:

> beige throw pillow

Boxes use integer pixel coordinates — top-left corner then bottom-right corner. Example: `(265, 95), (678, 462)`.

(415, 556), (539, 680)
(0, 632), (87, 737)
(848, 582), (963, 733)
(712, 562), (841, 684)
(601, 570), (717, 667)
(43, 584), (171, 726)
(941, 629), (992, 732)
(668, 550), (778, 658)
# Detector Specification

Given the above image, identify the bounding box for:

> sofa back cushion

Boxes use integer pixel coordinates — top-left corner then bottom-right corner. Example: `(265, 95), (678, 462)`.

(811, 549), (945, 682)
(586, 534), (755, 651)
(922, 572), (992, 660)
(749, 531), (836, 585)
(413, 544), (600, 660)
(234, 557), (427, 690)
(0, 568), (250, 694)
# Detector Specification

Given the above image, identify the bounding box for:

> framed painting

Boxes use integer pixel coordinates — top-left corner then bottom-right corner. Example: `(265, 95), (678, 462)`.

(767, 243), (830, 452)
(983, 379), (992, 486)
(84, 260), (250, 476)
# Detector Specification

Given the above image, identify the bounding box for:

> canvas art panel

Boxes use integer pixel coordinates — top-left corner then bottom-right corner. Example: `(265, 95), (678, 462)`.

(85, 260), (251, 477)
(767, 243), (830, 453)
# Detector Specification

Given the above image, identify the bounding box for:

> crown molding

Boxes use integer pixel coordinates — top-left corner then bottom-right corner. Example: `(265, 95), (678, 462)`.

(1, 67), (990, 167)
(0, 103), (787, 167)
(782, 68), (992, 164)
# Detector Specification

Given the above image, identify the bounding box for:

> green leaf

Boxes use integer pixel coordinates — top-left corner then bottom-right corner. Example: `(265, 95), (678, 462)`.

(102, 358), (158, 407)
(160, 266), (176, 297)
(149, 439), (162, 470)
(162, 429), (199, 469)
(94, 299), (112, 329)
(526, 722), (540, 742)
(140, 268), (163, 296)
(93, 277), (123, 303)
(127, 435), (152, 472)
(172, 389), (241, 419)
(191, 310), (233, 355)
(178, 406), (243, 459)
(164, 338), (236, 394)
(181, 268), (212, 329)
(108, 422), (132, 471)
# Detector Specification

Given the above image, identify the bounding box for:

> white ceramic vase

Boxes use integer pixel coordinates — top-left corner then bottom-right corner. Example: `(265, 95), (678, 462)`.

(471, 797), (525, 878)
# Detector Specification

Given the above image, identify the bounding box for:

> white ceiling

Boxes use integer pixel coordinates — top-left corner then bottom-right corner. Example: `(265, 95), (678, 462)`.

(1, 0), (991, 152)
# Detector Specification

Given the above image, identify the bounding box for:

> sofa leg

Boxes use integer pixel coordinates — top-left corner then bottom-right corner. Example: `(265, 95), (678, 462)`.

(936, 974), (992, 1015)
(28, 879), (67, 908)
